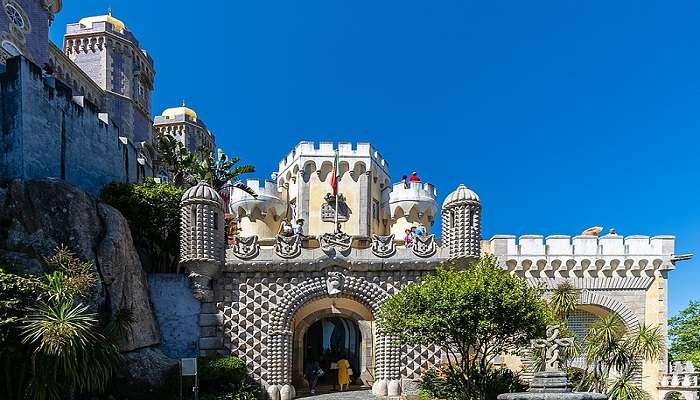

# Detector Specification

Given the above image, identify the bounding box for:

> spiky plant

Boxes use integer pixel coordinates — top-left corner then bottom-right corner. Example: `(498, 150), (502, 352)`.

(22, 301), (122, 399)
(549, 281), (580, 320)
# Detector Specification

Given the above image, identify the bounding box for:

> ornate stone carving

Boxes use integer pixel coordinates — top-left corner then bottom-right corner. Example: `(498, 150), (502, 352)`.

(275, 234), (302, 259)
(321, 193), (350, 222)
(231, 235), (259, 260)
(412, 234), (437, 258)
(531, 325), (573, 372)
(372, 234), (396, 258)
(320, 231), (352, 253)
(326, 271), (345, 295)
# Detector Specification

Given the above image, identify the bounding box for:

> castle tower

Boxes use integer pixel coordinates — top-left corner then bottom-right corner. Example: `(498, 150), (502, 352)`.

(63, 12), (155, 142)
(387, 181), (437, 238)
(228, 178), (286, 238)
(180, 181), (225, 301)
(441, 184), (481, 259)
(154, 103), (215, 153)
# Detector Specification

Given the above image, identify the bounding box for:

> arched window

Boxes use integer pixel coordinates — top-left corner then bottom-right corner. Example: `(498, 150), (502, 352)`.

(4, 2), (29, 32)
(1, 40), (21, 56)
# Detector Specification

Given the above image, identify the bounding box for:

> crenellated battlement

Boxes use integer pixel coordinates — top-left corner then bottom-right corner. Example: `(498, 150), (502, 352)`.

(229, 179), (285, 217)
(489, 233), (678, 274)
(278, 141), (389, 175)
(490, 234), (675, 256)
(388, 181), (437, 219)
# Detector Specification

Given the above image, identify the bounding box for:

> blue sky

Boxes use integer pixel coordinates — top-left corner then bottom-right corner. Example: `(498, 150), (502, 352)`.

(51, 1), (699, 316)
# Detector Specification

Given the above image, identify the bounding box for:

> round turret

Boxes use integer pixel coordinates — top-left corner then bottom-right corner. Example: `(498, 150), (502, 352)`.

(229, 179), (286, 238)
(388, 181), (437, 237)
(180, 181), (225, 301)
(441, 184), (481, 259)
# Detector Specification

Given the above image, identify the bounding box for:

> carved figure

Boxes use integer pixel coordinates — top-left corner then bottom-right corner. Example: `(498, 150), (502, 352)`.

(275, 234), (302, 259)
(412, 234), (437, 258)
(232, 235), (260, 260)
(326, 271), (345, 295)
(372, 234), (396, 258)
(320, 232), (352, 253)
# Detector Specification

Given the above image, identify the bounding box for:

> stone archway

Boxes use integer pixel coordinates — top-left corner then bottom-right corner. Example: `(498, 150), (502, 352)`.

(264, 270), (402, 400)
(291, 297), (376, 390)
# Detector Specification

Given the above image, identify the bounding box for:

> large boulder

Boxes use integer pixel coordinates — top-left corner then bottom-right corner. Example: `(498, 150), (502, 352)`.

(0, 178), (160, 351)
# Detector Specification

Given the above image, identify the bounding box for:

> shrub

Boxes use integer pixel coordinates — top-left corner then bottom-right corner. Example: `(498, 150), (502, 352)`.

(157, 356), (260, 399)
(419, 364), (526, 400)
(101, 179), (183, 273)
(199, 356), (248, 393)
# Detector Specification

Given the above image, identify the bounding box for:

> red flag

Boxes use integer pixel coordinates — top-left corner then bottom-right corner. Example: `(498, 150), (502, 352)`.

(330, 150), (339, 196)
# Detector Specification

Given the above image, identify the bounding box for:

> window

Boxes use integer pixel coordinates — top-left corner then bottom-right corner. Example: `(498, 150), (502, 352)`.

(4, 2), (27, 31)
(1, 40), (21, 56)
(213, 212), (219, 230)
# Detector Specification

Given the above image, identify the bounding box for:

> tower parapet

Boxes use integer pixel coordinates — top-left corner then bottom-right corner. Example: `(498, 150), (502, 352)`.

(180, 182), (225, 301)
(229, 179), (286, 238)
(388, 181), (437, 237)
(441, 184), (481, 260)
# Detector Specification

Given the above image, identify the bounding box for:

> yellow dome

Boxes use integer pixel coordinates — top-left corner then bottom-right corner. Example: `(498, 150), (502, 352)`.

(79, 13), (126, 33)
(162, 106), (198, 121)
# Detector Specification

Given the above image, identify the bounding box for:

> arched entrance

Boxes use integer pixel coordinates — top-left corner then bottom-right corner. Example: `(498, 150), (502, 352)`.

(291, 297), (375, 392)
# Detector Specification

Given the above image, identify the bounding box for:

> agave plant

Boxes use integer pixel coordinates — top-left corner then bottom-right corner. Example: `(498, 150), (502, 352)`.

(22, 301), (122, 399)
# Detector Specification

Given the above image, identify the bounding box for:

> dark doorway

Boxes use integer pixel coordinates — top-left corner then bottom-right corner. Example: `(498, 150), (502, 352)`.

(303, 316), (361, 386)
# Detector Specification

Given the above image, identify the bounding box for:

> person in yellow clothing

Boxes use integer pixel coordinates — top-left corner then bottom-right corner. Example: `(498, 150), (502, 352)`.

(337, 353), (351, 391)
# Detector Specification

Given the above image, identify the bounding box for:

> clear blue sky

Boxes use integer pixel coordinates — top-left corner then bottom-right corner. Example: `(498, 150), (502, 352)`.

(51, 1), (699, 317)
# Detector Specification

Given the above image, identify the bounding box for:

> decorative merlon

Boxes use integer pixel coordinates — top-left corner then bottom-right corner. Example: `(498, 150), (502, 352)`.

(228, 179), (284, 216)
(277, 141), (388, 176)
(490, 234), (675, 257)
(388, 181), (437, 218)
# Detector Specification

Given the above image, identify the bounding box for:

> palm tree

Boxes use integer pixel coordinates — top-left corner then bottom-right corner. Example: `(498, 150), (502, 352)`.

(192, 146), (257, 195)
(577, 314), (663, 399)
(549, 281), (580, 320)
(155, 135), (196, 188)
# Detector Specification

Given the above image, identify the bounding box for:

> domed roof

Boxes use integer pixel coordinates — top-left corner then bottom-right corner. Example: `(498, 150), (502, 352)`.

(442, 184), (480, 208)
(182, 181), (223, 204)
(162, 104), (197, 121)
(79, 13), (126, 33)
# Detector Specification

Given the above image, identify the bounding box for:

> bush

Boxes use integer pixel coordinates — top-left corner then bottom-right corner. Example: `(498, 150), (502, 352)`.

(419, 364), (526, 400)
(101, 179), (183, 273)
(199, 356), (248, 393)
(157, 356), (259, 399)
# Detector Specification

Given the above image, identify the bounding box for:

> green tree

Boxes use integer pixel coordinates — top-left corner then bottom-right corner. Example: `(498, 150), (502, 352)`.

(101, 179), (184, 273)
(377, 255), (551, 400)
(668, 301), (700, 368)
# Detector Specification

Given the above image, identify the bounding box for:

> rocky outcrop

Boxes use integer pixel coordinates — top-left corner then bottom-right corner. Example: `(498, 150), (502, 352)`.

(0, 178), (160, 351)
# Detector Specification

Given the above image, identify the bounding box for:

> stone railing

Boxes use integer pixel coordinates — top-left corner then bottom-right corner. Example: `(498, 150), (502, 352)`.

(658, 361), (700, 400)
(489, 234), (677, 274)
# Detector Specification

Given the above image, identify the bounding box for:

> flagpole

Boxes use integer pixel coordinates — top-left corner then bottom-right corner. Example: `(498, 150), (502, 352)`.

(334, 149), (339, 233)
